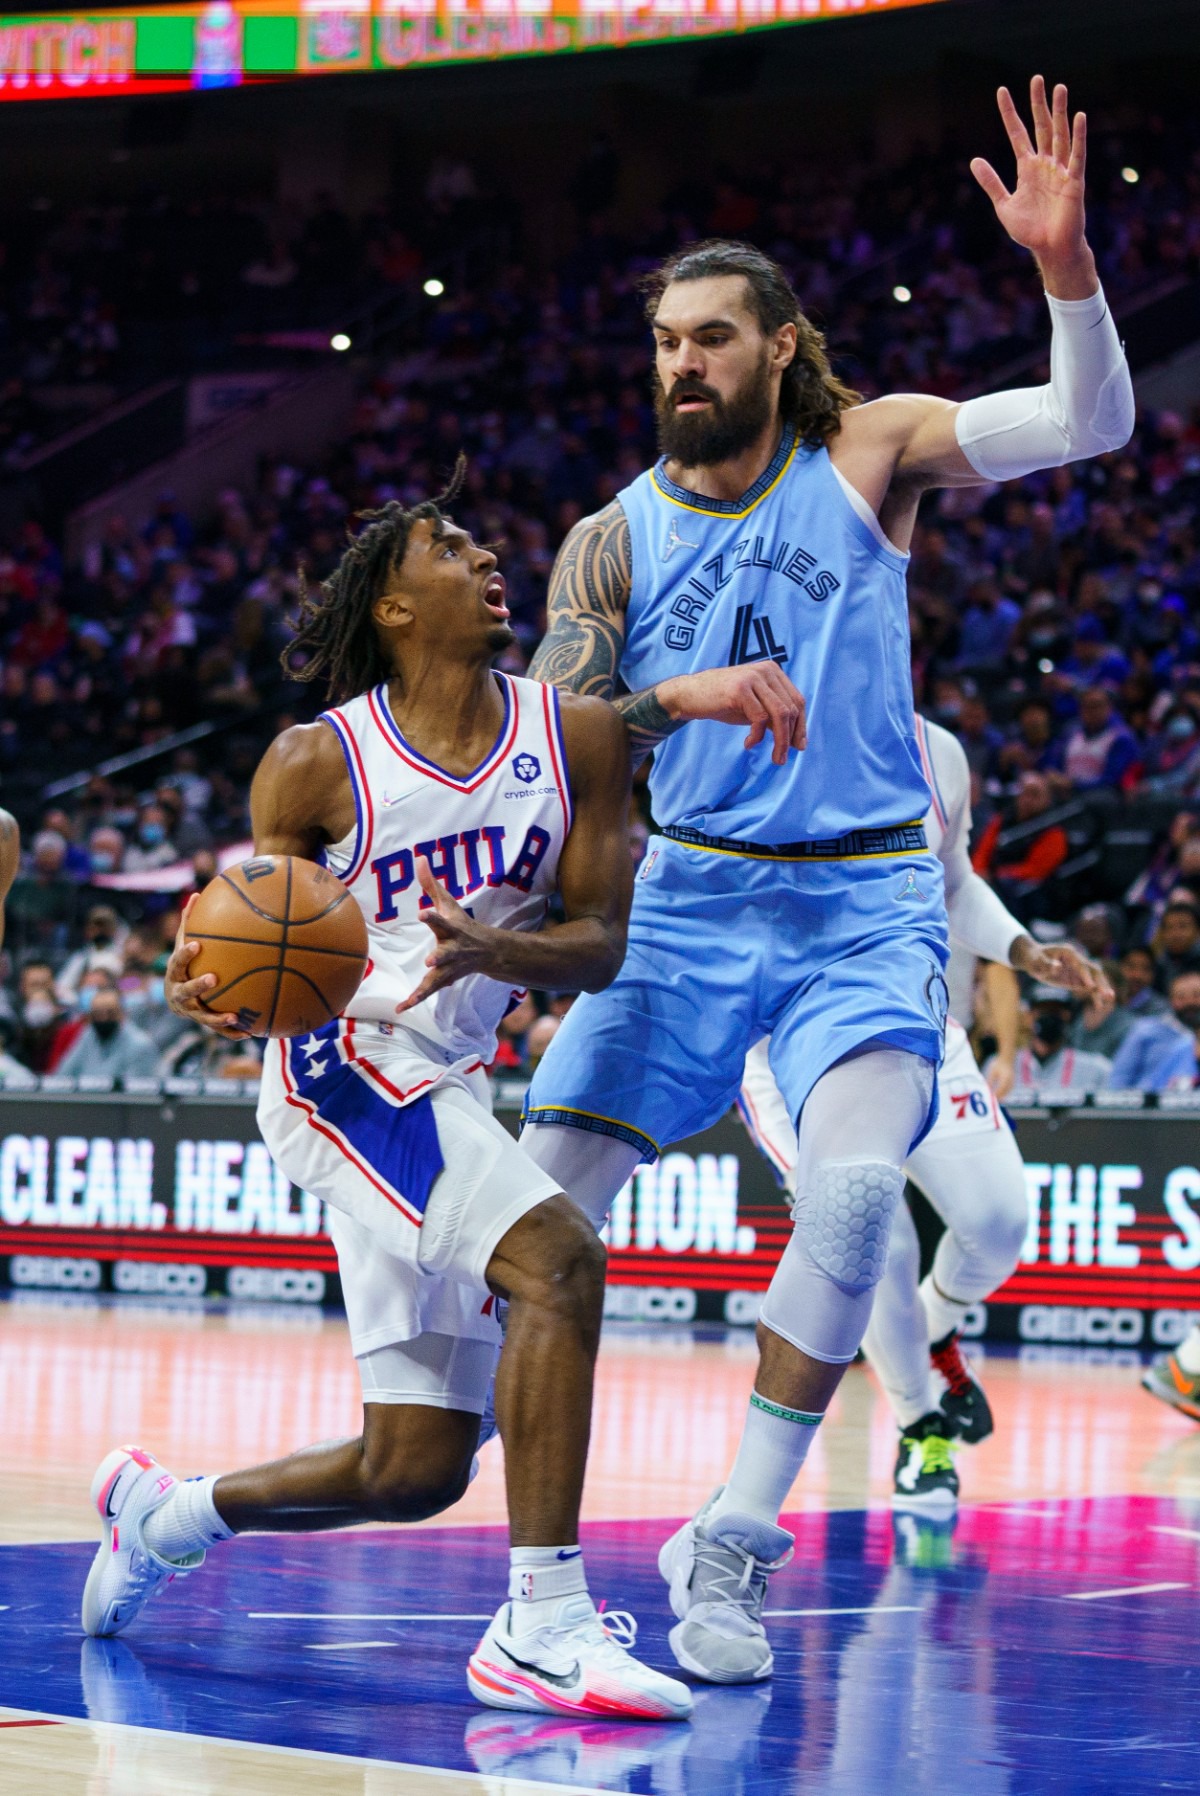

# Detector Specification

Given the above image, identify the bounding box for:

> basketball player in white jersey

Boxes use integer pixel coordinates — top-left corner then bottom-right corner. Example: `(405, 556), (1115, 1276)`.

(79, 471), (692, 1722)
(738, 714), (1104, 1507)
(516, 77), (1134, 1684)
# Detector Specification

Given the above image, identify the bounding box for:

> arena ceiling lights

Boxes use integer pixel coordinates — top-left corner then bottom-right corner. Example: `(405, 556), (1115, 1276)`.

(0, 0), (948, 99)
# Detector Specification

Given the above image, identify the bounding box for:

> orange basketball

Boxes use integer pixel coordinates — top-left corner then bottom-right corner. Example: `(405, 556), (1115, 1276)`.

(186, 856), (368, 1039)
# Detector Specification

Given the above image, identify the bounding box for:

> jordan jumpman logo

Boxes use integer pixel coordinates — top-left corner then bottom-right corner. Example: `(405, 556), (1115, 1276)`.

(662, 517), (700, 562)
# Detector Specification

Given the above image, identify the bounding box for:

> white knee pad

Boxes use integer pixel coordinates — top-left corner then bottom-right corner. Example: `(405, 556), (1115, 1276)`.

(760, 1159), (905, 1365)
(797, 1160), (904, 1293)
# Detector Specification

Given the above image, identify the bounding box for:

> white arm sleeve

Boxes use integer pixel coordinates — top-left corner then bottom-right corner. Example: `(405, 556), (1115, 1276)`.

(954, 285), (1135, 482)
(926, 718), (1025, 967)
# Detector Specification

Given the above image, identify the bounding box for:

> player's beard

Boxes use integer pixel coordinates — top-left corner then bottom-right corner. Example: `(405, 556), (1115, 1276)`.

(654, 350), (775, 467)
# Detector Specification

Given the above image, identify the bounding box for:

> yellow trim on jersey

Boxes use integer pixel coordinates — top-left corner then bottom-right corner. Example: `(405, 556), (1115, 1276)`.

(650, 435), (799, 518)
(528, 1103), (661, 1156)
(670, 827), (929, 864)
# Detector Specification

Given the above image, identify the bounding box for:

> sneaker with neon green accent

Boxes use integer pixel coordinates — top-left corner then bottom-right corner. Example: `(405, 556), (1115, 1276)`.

(891, 1413), (959, 1511)
(1142, 1352), (1200, 1422)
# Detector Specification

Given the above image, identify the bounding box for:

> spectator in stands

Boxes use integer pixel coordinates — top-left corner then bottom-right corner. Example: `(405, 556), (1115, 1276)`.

(0, 1014), (35, 1087)
(1119, 945), (1172, 1019)
(123, 803), (177, 873)
(490, 994), (537, 1073)
(1073, 902), (1122, 963)
(1155, 899), (1200, 986)
(1141, 704), (1200, 795)
(996, 698), (1065, 781)
(54, 904), (128, 1006)
(1143, 970), (1200, 1092)
(1068, 963), (1134, 1062)
(87, 825), (126, 877)
(1063, 687), (1139, 791)
(14, 957), (67, 1072)
(42, 808), (91, 881)
(5, 831), (79, 958)
(526, 1013), (560, 1068)
(973, 774), (1069, 919)
(956, 691), (1004, 783)
(56, 985), (158, 1083)
(956, 577), (1021, 677)
(1107, 979), (1190, 1090)
(1002, 985), (1113, 1094)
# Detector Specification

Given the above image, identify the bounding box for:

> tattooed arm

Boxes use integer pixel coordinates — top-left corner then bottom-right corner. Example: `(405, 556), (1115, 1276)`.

(529, 502), (808, 769)
(0, 810), (19, 952)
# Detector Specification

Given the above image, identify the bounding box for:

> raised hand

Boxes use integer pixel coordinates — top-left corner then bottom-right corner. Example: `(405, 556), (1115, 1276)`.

(395, 858), (496, 1014)
(970, 76), (1094, 294)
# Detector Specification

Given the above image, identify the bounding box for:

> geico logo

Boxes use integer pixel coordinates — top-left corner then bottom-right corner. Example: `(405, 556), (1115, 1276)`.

(1018, 1304), (1144, 1344)
(113, 1260), (207, 1296)
(225, 1267), (326, 1302)
(10, 1254), (101, 1289)
(603, 1284), (697, 1322)
(724, 1290), (763, 1326)
(1151, 1309), (1196, 1347)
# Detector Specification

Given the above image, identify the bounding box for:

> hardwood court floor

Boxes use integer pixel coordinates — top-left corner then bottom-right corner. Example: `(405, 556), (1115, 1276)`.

(3, 1295), (1200, 1795)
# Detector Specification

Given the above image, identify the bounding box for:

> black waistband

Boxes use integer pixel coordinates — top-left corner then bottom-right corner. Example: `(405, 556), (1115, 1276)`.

(660, 822), (928, 861)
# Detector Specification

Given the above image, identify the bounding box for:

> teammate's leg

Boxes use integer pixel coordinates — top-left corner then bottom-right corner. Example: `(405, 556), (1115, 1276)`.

(662, 1046), (933, 1683)
(1144, 1321), (1200, 1420)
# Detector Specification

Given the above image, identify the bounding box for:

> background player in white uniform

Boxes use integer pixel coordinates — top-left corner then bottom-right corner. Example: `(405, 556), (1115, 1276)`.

(739, 715), (1104, 1507)
(519, 77), (1133, 1685)
(79, 472), (691, 1723)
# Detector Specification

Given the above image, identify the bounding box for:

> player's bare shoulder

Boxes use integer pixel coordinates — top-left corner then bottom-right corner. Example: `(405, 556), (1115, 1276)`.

(252, 719), (356, 846)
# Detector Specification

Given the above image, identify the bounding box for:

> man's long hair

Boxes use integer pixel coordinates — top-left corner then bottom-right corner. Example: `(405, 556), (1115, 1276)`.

(640, 240), (860, 448)
(283, 458), (466, 703)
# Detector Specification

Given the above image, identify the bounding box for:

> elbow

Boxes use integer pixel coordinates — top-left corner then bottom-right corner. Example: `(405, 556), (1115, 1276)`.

(583, 926), (627, 993)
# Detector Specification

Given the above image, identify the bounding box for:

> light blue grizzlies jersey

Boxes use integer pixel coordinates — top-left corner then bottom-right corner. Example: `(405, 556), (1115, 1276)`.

(617, 425), (930, 842)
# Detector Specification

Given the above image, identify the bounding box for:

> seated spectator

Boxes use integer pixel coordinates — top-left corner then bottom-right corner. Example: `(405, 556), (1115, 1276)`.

(123, 803), (178, 872)
(490, 993), (537, 1073)
(1068, 964), (1134, 1061)
(972, 773), (1069, 917)
(956, 577), (1021, 675)
(1144, 970), (1200, 1092)
(14, 956), (67, 1072)
(54, 904), (128, 1006)
(42, 808), (91, 881)
(56, 985), (158, 1083)
(997, 985), (1112, 1094)
(1072, 902), (1122, 963)
(526, 1013), (560, 1067)
(1119, 945), (1171, 1019)
(1141, 704), (1200, 795)
(1154, 899), (1200, 986)
(1062, 687), (1138, 791)
(87, 825), (126, 877)
(1107, 994), (1190, 1090)
(6, 830), (80, 957)
(956, 692), (1004, 782)
(996, 698), (1065, 781)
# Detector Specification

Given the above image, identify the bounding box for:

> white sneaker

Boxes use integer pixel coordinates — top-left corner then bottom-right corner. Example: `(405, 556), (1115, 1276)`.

(659, 1490), (793, 1684)
(81, 1445), (205, 1638)
(468, 1595), (693, 1721)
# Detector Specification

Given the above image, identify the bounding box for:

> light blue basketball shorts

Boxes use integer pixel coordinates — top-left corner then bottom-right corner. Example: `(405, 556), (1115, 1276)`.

(525, 831), (949, 1161)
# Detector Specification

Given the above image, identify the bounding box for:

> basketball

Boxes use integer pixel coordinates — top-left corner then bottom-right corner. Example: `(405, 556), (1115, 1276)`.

(186, 856), (368, 1038)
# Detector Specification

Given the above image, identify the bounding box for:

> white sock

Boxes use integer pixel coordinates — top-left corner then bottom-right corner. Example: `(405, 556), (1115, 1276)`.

(920, 1271), (973, 1346)
(142, 1475), (236, 1562)
(507, 1545), (589, 1635)
(1176, 1324), (1200, 1375)
(708, 1392), (823, 1529)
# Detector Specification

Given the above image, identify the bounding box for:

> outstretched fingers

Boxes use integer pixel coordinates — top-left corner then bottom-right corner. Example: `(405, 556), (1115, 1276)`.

(996, 84), (1034, 160)
(1068, 108), (1087, 183)
(970, 157), (1011, 209)
(1050, 81), (1071, 166)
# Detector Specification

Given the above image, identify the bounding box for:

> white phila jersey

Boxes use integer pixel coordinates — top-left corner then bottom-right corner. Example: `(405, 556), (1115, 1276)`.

(912, 715), (1022, 1030)
(318, 672), (572, 1089)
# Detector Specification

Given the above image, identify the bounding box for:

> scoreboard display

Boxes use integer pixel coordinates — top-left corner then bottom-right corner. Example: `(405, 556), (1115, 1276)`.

(2, 1088), (1198, 1349)
(0, 0), (949, 101)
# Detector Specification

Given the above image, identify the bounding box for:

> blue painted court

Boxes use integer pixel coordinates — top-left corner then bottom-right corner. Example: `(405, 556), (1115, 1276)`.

(4, 1494), (1199, 1794)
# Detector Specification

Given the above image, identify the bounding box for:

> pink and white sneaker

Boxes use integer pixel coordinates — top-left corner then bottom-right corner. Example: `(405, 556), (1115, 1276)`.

(81, 1445), (204, 1638)
(468, 1596), (692, 1721)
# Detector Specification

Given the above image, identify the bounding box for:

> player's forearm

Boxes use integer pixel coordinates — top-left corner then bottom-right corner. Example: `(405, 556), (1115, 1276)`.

(983, 960), (1021, 1063)
(947, 870), (1025, 968)
(611, 686), (687, 768)
(476, 915), (627, 995)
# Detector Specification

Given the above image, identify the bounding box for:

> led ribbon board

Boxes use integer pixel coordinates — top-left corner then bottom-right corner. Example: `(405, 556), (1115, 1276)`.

(0, 0), (947, 99)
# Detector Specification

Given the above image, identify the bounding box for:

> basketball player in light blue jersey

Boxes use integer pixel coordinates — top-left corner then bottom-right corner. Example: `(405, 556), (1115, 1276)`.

(521, 78), (1134, 1682)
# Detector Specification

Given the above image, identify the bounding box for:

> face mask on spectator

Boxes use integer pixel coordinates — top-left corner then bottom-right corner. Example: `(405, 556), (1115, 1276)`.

(23, 997), (57, 1027)
(1166, 715), (1196, 742)
(90, 851), (117, 873)
(139, 823), (166, 848)
(1033, 1011), (1067, 1049)
(92, 1018), (119, 1042)
(1174, 1005), (1200, 1033)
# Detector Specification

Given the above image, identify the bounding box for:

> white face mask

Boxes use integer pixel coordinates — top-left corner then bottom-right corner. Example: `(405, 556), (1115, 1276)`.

(23, 997), (57, 1028)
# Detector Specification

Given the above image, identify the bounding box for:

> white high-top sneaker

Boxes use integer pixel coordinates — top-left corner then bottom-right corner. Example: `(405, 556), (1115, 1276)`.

(659, 1489), (793, 1684)
(469, 1594), (693, 1720)
(81, 1446), (204, 1638)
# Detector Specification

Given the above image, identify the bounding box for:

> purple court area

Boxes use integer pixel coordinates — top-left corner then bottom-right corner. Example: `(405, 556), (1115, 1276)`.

(2, 1495), (1198, 1794)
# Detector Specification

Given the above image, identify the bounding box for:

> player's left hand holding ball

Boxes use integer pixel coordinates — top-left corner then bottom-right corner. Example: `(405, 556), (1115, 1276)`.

(165, 896), (252, 1039)
(396, 858), (498, 1014)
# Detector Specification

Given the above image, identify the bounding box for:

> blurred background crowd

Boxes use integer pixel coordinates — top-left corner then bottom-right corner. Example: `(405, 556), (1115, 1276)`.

(2, 91), (1200, 1096)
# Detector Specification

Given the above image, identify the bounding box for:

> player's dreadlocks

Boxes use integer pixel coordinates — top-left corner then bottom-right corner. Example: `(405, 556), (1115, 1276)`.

(284, 457), (467, 703)
(641, 240), (861, 448)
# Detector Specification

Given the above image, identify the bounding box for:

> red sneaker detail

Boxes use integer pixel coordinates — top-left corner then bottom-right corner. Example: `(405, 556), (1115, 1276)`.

(930, 1334), (973, 1397)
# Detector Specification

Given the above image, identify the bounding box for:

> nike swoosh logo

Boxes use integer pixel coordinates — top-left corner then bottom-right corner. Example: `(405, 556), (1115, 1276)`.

(555, 1548), (581, 1561)
(1170, 1358), (1196, 1396)
(494, 1640), (580, 1688)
